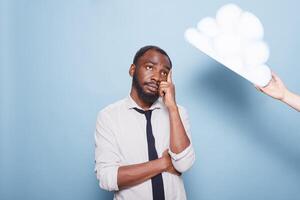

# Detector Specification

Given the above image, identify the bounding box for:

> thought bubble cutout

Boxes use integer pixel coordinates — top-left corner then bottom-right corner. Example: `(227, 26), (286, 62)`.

(185, 4), (271, 87)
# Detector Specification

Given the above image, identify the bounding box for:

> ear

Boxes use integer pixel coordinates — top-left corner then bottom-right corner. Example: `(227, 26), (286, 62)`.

(129, 64), (136, 77)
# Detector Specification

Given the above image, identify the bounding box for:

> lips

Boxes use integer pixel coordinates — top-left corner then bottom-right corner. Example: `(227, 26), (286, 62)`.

(145, 82), (159, 93)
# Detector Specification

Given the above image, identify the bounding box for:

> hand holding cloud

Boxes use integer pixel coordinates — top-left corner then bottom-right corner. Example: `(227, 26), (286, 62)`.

(185, 4), (272, 87)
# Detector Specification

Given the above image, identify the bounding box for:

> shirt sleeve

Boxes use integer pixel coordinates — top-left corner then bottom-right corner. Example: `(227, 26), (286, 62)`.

(168, 106), (196, 173)
(94, 110), (121, 191)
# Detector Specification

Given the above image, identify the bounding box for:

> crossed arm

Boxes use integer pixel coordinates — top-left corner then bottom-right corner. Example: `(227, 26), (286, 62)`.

(95, 107), (195, 191)
(117, 149), (179, 189)
(117, 106), (194, 189)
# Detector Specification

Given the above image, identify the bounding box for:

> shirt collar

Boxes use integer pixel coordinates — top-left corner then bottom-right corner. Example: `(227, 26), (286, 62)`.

(126, 94), (164, 111)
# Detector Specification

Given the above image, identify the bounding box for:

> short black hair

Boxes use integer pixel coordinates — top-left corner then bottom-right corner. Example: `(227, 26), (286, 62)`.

(133, 45), (172, 68)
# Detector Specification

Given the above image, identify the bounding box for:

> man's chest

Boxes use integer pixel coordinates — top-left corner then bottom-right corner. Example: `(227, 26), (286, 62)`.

(113, 111), (170, 164)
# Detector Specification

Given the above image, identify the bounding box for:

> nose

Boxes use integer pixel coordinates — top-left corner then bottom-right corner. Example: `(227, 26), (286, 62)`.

(151, 70), (161, 83)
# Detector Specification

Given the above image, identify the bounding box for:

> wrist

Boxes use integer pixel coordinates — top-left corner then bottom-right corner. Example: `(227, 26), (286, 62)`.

(159, 156), (169, 172)
(281, 89), (291, 103)
(167, 104), (178, 112)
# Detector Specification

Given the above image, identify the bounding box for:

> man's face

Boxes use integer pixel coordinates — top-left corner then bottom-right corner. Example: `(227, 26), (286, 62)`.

(132, 49), (171, 104)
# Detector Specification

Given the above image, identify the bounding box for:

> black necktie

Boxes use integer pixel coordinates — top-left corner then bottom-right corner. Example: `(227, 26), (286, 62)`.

(133, 108), (165, 200)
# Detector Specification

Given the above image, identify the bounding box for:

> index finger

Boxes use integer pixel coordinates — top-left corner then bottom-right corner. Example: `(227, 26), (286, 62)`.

(167, 70), (172, 83)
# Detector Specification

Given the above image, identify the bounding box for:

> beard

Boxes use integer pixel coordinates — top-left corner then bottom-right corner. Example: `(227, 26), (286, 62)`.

(132, 72), (159, 104)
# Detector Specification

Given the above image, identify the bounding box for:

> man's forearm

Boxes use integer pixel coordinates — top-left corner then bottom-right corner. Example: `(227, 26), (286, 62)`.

(117, 158), (166, 189)
(168, 106), (191, 154)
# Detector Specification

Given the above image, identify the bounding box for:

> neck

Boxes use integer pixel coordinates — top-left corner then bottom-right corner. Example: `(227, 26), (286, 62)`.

(130, 86), (152, 110)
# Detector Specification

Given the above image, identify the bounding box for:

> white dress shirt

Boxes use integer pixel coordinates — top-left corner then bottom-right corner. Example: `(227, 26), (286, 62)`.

(94, 95), (195, 200)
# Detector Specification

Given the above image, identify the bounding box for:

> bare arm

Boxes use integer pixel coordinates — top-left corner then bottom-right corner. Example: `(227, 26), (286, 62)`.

(257, 72), (300, 112)
(282, 89), (300, 112)
(159, 70), (190, 153)
(117, 150), (180, 189)
(168, 106), (191, 153)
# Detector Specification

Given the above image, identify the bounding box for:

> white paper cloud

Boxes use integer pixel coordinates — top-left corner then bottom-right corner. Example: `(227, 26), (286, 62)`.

(185, 4), (272, 87)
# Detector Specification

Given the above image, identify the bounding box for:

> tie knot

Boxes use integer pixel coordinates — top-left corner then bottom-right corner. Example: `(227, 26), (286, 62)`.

(133, 108), (152, 121)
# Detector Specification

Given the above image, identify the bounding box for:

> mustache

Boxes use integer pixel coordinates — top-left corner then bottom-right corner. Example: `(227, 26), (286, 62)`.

(144, 81), (159, 88)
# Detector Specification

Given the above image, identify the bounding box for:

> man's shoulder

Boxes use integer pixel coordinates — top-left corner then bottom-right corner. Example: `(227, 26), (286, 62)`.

(159, 103), (188, 117)
(98, 97), (128, 116)
(177, 104), (186, 110)
(177, 104), (188, 113)
(175, 104), (190, 119)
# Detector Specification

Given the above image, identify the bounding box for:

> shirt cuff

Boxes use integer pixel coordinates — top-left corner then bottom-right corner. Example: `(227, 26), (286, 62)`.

(168, 144), (195, 173)
(168, 143), (193, 161)
(98, 165), (120, 191)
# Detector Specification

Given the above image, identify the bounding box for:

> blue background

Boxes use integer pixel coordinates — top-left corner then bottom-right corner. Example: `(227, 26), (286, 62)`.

(1, 0), (300, 200)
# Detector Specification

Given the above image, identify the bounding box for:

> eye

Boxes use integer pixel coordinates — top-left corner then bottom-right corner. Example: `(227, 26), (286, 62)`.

(161, 71), (168, 76)
(146, 65), (153, 70)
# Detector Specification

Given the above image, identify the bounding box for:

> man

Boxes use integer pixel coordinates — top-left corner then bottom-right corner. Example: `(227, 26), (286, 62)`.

(256, 72), (300, 112)
(95, 45), (195, 200)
